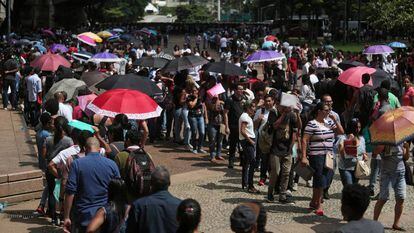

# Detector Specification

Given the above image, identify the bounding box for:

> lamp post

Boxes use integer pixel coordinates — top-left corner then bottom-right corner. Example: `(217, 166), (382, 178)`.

(217, 0), (221, 21)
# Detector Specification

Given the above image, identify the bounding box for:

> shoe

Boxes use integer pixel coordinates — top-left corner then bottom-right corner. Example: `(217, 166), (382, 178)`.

(292, 183), (298, 191)
(279, 197), (295, 205)
(309, 203), (317, 210)
(247, 187), (260, 194)
(215, 156), (225, 160)
(314, 209), (324, 216)
(3, 108), (7, 111)
(286, 190), (293, 197)
(191, 149), (198, 154)
(267, 193), (275, 203)
(185, 144), (193, 151)
(210, 158), (217, 163)
(369, 189), (375, 196)
(198, 149), (207, 154)
(258, 179), (265, 186)
(35, 206), (45, 215)
(306, 180), (313, 188)
(392, 225), (406, 232)
(323, 190), (330, 200)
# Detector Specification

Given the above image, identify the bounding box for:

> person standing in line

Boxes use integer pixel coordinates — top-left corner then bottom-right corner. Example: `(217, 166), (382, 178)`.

(25, 67), (42, 127)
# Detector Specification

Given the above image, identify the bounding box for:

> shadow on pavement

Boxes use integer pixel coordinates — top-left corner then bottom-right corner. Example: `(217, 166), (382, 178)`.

(221, 197), (264, 204)
(2, 209), (61, 232)
(266, 204), (311, 214)
(293, 214), (344, 232)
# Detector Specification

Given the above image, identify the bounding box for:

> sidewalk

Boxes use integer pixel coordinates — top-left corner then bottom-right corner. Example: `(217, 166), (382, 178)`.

(1, 168), (413, 233)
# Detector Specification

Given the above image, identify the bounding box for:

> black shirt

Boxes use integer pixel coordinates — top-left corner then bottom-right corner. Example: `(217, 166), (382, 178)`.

(268, 111), (298, 156)
(224, 94), (243, 129)
(3, 58), (19, 81)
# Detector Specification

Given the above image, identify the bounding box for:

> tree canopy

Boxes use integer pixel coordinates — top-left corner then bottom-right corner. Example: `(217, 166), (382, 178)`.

(175, 5), (215, 23)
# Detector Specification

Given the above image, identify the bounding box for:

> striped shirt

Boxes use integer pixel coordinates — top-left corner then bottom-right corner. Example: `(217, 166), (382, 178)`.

(304, 119), (337, 156)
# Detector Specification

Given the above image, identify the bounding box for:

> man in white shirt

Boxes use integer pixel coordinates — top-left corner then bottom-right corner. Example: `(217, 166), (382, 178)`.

(26, 67), (42, 126)
(316, 54), (329, 68)
(136, 44), (145, 59)
(332, 51), (344, 68)
(220, 36), (228, 53)
(382, 55), (397, 78)
(55, 92), (73, 122)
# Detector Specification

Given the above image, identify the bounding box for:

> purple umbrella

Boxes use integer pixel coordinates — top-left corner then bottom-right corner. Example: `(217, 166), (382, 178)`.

(89, 52), (121, 63)
(244, 50), (285, 63)
(50, 44), (68, 53)
(363, 45), (394, 55)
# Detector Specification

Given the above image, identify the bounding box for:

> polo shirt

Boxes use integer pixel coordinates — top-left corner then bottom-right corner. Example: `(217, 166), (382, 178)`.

(66, 152), (120, 227)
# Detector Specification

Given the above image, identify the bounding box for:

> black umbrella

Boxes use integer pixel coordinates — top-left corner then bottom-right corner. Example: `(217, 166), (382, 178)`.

(133, 56), (169, 68)
(94, 73), (163, 96)
(204, 61), (247, 76)
(80, 71), (109, 87)
(372, 69), (399, 92)
(337, 60), (365, 71)
(161, 55), (208, 72)
(153, 52), (175, 61)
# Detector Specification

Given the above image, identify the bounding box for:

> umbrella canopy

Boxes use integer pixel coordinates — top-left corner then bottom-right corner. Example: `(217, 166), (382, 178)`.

(79, 32), (103, 43)
(388, 42), (407, 49)
(112, 28), (124, 33)
(34, 44), (47, 53)
(133, 56), (169, 68)
(77, 94), (98, 111)
(370, 106), (414, 145)
(77, 35), (96, 47)
(42, 29), (55, 37)
(50, 44), (68, 53)
(264, 35), (277, 42)
(244, 50), (285, 63)
(371, 69), (393, 88)
(30, 52), (71, 72)
(15, 39), (31, 46)
(337, 60), (365, 71)
(45, 78), (87, 101)
(108, 35), (121, 42)
(72, 51), (93, 63)
(87, 89), (162, 120)
(363, 45), (394, 55)
(94, 73), (163, 96)
(80, 71), (109, 87)
(69, 120), (95, 133)
(97, 31), (113, 38)
(204, 61), (247, 76)
(153, 52), (175, 60)
(89, 52), (121, 63)
(262, 41), (275, 49)
(162, 55), (208, 72)
(337, 67), (375, 88)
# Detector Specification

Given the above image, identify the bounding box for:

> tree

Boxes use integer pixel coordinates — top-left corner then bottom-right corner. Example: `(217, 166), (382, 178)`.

(102, 0), (147, 22)
(175, 5), (215, 23)
(367, 0), (414, 36)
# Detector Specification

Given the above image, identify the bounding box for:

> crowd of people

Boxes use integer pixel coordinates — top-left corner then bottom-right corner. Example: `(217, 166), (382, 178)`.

(1, 25), (414, 233)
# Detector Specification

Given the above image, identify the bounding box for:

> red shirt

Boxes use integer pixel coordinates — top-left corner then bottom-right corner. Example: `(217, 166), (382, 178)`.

(288, 57), (298, 72)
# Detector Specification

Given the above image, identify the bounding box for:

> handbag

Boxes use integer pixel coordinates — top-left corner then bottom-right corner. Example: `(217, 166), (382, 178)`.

(294, 162), (314, 181)
(325, 151), (334, 170)
(355, 160), (371, 178)
(404, 161), (414, 186)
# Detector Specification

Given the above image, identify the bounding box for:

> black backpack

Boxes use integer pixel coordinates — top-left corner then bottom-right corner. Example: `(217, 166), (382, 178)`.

(124, 148), (155, 198)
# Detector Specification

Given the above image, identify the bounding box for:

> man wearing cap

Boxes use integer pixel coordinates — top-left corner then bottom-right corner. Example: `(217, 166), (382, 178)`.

(230, 203), (260, 233)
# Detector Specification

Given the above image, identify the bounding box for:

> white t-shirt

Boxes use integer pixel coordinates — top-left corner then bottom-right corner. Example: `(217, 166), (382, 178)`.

(52, 145), (81, 166)
(310, 74), (319, 84)
(58, 103), (73, 121)
(239, 112), (255, 140)
(220, 37), (228, 48)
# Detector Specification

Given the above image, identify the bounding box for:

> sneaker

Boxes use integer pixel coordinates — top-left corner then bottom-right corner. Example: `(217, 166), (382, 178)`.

(35, 206), (45, 215)
(314, 209), (324, 216)
(292, 183), (298, 191)
(306, 180), (313, 188)
(191, 149), (198, 154)
(286, 190), (293, 197)
(258, 179), (265, 186)
(3, 108), (7, 111)
(185, 144), (193, 151)
(215, 156), (225, 160)
(266, 193), (275, 203)
(198, 149), (207, 154)
(247, 187), (260, 194)
(279, 197), (295, 204)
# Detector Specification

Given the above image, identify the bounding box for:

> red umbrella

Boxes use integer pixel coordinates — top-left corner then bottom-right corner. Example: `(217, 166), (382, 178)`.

(337, 66), (375, 88)
(265, 35), (277, 42)
(30, 52), (71, 72)
(86, 89), (162, 120)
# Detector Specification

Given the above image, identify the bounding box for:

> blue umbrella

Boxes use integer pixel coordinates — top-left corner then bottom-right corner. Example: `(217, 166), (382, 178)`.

(34, 44), (47, 53)
(108, 35), (121, 42)
(388, 42), (407, 49)
(262, 41), (275, 49)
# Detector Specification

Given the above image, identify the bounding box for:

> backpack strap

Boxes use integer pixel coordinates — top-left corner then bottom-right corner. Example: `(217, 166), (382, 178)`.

(99, 116), (108, 127)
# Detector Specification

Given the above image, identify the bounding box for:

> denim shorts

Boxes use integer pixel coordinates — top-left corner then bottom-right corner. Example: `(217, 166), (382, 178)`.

(309, 154), (329, 189)
(378, 170), (406, 200)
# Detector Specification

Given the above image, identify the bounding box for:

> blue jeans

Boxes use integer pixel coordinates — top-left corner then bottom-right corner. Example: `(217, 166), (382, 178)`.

(240, 139), (256, 188)
(339, 169), (359, 186)
(378, 170), (406, 200)
(173, 107), (191, 144)
(188, 115), (205, 150)
(207, 124), (223, 159)
(369, 158), (381, 190)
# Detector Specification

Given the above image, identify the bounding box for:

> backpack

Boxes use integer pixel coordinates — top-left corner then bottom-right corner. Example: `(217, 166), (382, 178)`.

(258, 109), (276, 154)
(124, 148), (155, 198)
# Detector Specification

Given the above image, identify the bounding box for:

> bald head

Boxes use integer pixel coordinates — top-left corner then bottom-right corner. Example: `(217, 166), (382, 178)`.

(86, 137), (100, 153)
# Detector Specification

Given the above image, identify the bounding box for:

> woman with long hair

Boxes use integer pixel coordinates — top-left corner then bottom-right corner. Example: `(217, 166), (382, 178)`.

(301, 102), (344, 216)
(401, 75), (414, 107)
(187, 86), (208, 154)
(176, 199), (202, 233)
(42, 116), (73, 225)
(86, 179), (128, 233)
(337, 118), (368, 186)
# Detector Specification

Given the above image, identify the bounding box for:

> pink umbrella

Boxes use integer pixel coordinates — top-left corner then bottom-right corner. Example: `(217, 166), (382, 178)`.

(30, 52), (71, 72)
(42, 29), (55, 37)
(77, 94), (97, 111)
(337, 67), (375, 88)
(77, 35), (96, 47)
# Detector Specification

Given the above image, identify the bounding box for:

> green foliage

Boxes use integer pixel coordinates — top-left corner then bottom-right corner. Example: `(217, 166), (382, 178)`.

(367, 0), (414, 34)
(159, 6), (176, 16)
(101, 0), (147, 21)
(175, 5), (215, 23)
